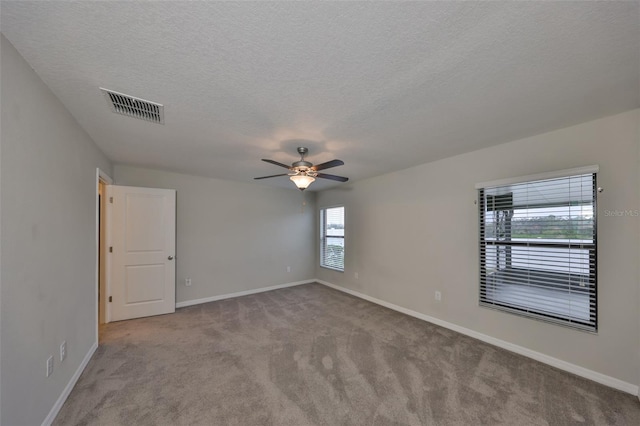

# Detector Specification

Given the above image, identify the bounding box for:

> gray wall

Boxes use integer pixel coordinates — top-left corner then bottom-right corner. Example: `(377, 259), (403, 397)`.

(114, 165), (316, 304)
(316, 109), (640, 387)
(0, 35), (112, 425)
(0, 32), (3, 426)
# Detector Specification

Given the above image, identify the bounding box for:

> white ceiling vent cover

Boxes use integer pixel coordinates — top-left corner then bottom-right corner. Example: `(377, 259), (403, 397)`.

(100, 88), (164, 124)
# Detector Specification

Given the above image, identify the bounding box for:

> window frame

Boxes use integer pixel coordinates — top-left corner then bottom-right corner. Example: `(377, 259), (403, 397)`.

(320, 205), (345, 272)
(477, 166), (598, 332)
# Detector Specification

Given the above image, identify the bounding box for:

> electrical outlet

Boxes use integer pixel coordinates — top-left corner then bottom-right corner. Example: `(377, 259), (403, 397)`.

(185, 278), (192, 286)
(46, 356), (54, 377)
(286, 266), (291, 273)
(354, 272), (359, 279)
(435, 291), (442, 302)
(60, 341), (66, 362)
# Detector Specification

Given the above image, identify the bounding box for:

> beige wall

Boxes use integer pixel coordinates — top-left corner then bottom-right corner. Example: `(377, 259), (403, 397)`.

(114, 165), (316, 304)
(316, 109), (640, 387)
(0, 34), (112, 425)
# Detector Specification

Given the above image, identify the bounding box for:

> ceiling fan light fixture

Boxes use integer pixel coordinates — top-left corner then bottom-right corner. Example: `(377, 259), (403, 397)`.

(255, 147), (347, 189)
(290, 174), (315, 191)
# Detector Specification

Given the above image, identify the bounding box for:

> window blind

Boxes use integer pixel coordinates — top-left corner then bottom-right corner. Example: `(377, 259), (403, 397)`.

(320, 206), (345, 271)
(478, 172), (597, 331)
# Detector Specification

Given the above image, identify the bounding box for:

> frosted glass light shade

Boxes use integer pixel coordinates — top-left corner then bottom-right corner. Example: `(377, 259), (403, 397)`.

(290, 174), (315, 190)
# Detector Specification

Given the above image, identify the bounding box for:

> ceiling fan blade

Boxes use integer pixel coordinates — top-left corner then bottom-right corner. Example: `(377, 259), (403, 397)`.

(254, 173), (289, 180)
(316, 172), (349, 182)
(311, 159), (344, 171)
(262, 159), (292, 169)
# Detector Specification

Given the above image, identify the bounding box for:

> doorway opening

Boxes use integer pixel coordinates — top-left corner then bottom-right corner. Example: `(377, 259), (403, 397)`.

(95, 178), (176, 328)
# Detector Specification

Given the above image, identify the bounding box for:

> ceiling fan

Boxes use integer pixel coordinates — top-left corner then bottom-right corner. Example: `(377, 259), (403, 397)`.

(254, 147), (349, 191)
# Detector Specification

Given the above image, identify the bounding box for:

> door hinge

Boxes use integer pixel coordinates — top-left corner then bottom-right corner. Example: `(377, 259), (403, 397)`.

(109, 296), (112, 303)
(109, 196), (113, 203)
(109, 246), (113, 253)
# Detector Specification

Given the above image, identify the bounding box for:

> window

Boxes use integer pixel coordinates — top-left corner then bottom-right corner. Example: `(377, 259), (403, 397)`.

(477, 167), (597, 331)
(320, 206), (345, 271)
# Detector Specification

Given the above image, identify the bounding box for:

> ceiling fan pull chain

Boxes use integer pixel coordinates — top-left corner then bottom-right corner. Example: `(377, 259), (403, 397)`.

(301, 191), (306, 214)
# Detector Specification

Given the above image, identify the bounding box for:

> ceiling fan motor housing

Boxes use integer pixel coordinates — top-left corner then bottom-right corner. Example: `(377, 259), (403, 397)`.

(293, 147), (313, 173)
(292, 160), (313, 169)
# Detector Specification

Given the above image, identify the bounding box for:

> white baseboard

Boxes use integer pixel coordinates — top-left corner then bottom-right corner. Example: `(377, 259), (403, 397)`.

(175, 279), (315, 308)
(317, 280), (639, 396)
(41, 340), (98, 426)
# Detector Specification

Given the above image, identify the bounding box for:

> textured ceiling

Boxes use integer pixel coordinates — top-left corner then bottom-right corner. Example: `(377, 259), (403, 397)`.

(1, 1), (638, 191)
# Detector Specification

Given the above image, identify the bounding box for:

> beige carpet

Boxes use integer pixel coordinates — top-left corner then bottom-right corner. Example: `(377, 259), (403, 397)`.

(54, 283), (640, 425)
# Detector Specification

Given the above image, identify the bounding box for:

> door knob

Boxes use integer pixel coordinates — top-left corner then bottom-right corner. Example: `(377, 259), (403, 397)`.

(168, 256), (174, 260)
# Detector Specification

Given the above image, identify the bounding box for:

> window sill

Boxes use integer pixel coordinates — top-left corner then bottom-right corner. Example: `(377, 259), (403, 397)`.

(320, 265), (344, 273)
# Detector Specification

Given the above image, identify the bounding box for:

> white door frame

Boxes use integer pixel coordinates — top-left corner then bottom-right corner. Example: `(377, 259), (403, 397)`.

(95, 168), (113, 344)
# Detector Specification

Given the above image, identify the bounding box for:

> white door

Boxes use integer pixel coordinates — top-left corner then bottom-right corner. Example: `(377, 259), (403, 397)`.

(109, 185), (176, 321)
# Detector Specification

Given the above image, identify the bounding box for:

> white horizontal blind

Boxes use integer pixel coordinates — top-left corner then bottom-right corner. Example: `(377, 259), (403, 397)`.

(479, 173), (597, 331)
(320, 206), (345, 271)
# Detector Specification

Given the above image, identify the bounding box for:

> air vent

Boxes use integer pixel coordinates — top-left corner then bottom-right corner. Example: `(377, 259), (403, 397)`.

(100, 88), (164, 124)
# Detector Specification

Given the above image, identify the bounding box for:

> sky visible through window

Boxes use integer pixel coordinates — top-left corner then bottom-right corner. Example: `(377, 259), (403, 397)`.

(326, 207), (344, 237)
(510, 205), (593, 220)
